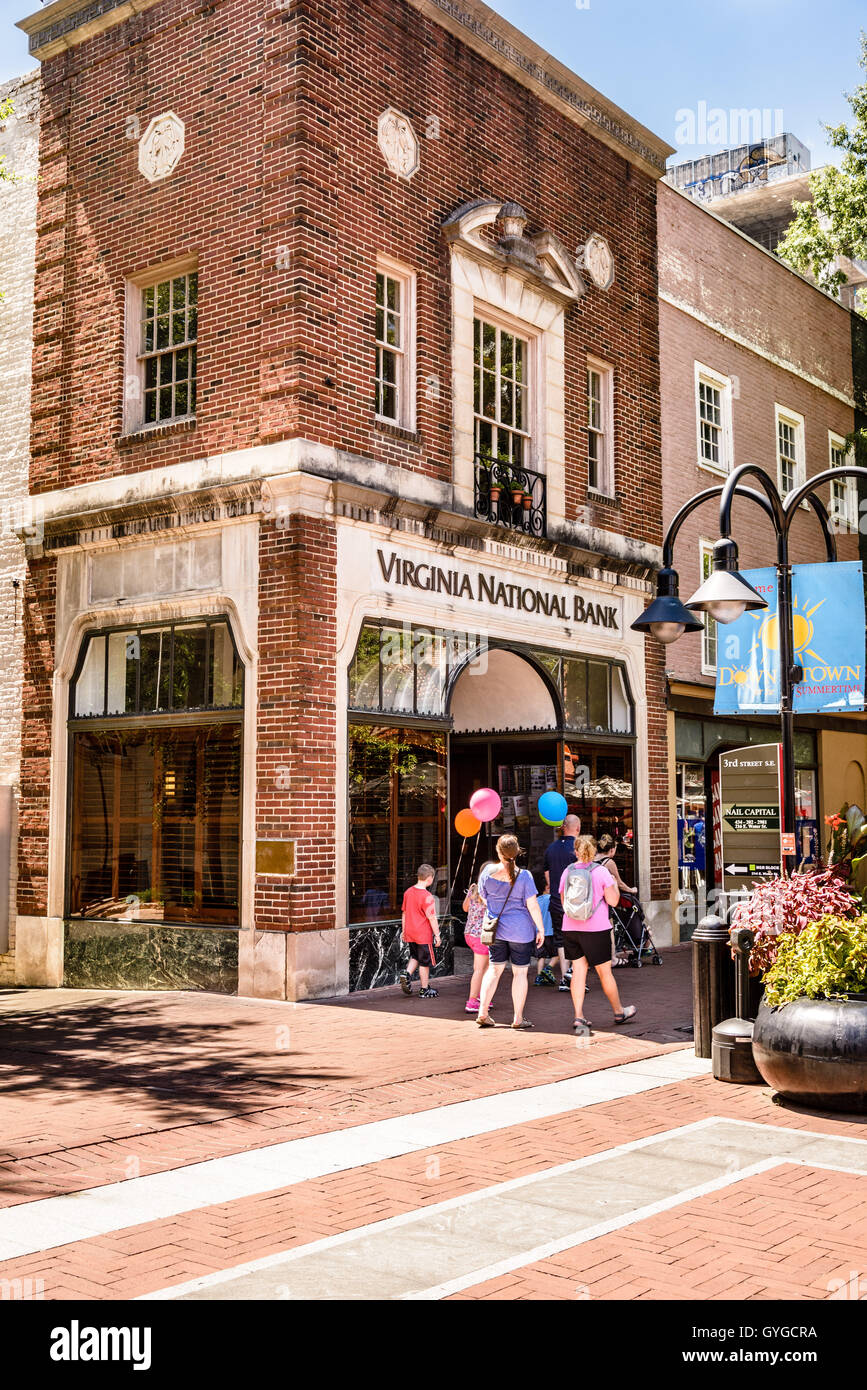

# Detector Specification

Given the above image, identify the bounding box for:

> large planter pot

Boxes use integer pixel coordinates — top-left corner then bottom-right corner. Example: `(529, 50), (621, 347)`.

(752, 994), (867, 1113)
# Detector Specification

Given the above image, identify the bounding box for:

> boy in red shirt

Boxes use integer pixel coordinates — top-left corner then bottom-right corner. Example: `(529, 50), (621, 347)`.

(399, 863), (442, 998)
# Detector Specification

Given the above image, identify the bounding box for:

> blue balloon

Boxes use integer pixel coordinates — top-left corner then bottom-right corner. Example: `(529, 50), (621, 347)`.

(538, 791), (568, 825)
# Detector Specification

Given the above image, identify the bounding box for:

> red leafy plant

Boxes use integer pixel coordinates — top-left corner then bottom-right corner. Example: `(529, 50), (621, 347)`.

(732, 866), (858, 975)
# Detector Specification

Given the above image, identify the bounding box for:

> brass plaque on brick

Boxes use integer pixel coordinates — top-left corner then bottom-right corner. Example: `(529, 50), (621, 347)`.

(256, 840), (296, 876)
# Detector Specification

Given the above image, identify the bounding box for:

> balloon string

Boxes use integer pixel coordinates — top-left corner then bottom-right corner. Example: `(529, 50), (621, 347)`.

(467, 827), (482, 886)
(443, 836), (468, 920)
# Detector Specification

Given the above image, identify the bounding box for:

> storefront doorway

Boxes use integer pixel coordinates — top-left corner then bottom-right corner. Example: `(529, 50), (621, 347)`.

(347, 620), (637, 988)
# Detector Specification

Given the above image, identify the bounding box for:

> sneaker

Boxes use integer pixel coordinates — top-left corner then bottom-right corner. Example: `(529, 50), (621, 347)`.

(558, 976), (570, 991)
(399, 971), (413, 995)
(418, 987), (438, 999)
(465, 997), (481, 1012)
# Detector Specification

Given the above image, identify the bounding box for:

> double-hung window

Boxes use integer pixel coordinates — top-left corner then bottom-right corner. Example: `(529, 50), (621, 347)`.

(775, 406), (805, 497)
(474, 316), (530, 467)
(375, 259), (415, 429)
(829, 432), (857, 531)
(587, 359), (614, 495)
(125, 259), (198, 432)
(695, 365), (732, 474)
(699, 540), (717, 674)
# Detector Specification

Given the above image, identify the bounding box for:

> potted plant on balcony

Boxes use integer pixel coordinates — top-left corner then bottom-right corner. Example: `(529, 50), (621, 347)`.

(734, 862), (867, 1112)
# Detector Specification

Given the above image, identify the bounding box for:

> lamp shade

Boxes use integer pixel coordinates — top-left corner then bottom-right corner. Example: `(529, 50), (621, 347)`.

(684, 538), (768, 625)
(631, 567), (704, 643)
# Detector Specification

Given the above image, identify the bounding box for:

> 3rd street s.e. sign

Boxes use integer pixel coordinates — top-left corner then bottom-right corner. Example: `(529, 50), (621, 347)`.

(720, 744), (783, 894)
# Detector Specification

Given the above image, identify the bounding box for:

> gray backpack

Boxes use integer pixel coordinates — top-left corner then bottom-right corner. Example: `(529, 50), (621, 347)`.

(562, 864), (595, 921)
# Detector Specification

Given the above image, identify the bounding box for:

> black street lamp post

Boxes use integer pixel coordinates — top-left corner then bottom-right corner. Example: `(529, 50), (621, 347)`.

(632, 462), (867, 1054)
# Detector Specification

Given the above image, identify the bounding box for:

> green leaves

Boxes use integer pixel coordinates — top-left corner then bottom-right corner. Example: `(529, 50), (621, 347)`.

(776, 31), (867, 314)
(763, 913), (867, 1006)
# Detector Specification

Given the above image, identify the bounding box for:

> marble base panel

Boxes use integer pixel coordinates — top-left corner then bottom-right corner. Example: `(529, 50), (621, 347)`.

(349, 920), (454, 993)
(63, 921), (239, 993)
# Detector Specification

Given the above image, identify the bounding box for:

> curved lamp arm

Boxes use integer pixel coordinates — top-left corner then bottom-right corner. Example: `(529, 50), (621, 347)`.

(719, 463), (786, 539)
(782, 464), (867, 533)
(663, 481), (776, 570)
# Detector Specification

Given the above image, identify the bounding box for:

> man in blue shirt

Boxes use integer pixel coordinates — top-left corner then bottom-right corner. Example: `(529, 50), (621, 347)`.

(544, 813), (581, 991)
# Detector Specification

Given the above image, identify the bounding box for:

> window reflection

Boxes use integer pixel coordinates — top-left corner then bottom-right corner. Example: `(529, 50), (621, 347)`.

(348, 725), (446, 923)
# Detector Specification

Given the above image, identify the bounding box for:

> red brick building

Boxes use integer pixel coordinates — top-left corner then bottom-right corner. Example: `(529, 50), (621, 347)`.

(14, 0), (674, 997)
(658, 180), (865, 933)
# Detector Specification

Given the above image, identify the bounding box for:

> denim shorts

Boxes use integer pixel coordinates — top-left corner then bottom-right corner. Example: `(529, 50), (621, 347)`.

(490, 938), (534, 968)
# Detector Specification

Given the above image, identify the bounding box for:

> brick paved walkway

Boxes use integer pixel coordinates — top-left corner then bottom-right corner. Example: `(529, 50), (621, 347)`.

(1, 947), (864, 1303)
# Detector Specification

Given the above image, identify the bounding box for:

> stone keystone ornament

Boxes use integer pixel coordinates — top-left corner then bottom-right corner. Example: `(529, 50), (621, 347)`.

(577, 233), (615, 290)
(377, 107), (420, 180)
(138, 111), (185, 184)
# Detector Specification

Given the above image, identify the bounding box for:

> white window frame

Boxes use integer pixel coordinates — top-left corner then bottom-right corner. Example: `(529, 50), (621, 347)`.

(587, 357), (615, 497)
(699, 538), (717, 675)
(375, 255), (416, 431)
(123, 254), (198, 434)
(694, 363), (733, 476)
(775, 404), (806, 500)
(472, 301), (541, 472)
(829, 431), (858, 532)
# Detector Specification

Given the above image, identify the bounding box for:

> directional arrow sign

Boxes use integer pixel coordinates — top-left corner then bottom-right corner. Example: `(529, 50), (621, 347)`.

(720, 744), (783, 895)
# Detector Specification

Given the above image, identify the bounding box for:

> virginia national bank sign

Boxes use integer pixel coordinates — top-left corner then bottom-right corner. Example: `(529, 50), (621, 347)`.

(373, 546), (623, 632)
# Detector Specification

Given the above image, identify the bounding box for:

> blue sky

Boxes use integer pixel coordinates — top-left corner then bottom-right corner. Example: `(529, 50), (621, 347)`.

(2, 0), (864, 168)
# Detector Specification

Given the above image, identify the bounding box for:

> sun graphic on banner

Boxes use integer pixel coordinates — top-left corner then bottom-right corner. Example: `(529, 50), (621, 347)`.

(747, 591), (828, 667)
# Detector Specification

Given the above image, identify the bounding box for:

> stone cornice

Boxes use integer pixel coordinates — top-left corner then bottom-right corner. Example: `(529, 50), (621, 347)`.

(26, 439), (661, 578)
(17, 0), (164, 60)
(405, 0), (673, 178)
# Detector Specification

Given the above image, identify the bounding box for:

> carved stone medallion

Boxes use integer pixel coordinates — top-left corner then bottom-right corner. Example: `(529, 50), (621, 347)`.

(138, 111), (185, 184)
(577, 233), (615, 291)
(377, 108), (420, 180)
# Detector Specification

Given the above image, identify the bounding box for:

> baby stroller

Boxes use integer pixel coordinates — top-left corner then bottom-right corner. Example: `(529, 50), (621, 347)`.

(611, 892), (662, 968)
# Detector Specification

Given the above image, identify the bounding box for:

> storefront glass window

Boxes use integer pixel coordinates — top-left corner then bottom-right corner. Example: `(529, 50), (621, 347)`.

(348, 725), (446, 923)
(562, 658), (587, 728)
(68, 724), (241, 924)
(73, 619), (243, 718)
(611, 667), (631, 733)
(588, 661), (609, 730)
(563, 743), (635, 885)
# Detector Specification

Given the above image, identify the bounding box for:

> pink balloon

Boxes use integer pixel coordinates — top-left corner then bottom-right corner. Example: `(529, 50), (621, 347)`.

(469, 787), (502, 823)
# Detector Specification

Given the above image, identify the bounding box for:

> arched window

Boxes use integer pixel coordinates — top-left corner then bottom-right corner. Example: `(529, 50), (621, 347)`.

(67, 618), (244, 927)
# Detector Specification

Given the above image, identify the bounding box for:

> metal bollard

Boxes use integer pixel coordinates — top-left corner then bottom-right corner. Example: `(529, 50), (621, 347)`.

(691, 913), (735, 1059)
(711, 926), (764, 1084)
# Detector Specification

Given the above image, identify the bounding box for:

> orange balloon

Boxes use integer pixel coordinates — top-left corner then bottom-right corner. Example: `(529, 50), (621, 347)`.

(455, 808), (482, 837)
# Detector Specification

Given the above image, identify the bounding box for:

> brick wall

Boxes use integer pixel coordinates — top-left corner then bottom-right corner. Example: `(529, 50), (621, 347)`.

(659, 181), (859, 688)
(24, 0), (671, 938)
(0, 70), (40, 980)
(31, 0), (664, 548)
(255, 514), (337, 931)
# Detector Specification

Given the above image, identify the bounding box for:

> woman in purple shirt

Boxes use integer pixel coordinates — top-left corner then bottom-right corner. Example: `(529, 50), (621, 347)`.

(477, 835), (545, 1031)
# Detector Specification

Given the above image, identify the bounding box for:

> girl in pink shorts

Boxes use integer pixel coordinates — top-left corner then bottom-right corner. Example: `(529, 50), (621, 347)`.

(463, 876), (490, 1013)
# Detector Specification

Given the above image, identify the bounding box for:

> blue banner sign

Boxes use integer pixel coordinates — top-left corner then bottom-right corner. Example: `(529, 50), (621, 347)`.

(714, 561), (865, 715)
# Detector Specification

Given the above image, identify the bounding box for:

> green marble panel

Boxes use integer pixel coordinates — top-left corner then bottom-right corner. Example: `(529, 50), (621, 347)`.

(63, 921), (239, 993)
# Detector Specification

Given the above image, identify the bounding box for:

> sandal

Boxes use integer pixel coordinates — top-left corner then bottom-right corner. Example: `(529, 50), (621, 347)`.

(614, 1005), (637, 1024)
(573, 1018), (593, 1033)
(510, 1019), (534, 1030)
(477, 1014), (496, 1028)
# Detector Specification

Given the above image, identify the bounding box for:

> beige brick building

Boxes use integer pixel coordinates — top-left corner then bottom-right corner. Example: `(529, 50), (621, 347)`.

(658, 180), (865, 935)
(0, 68), (39, 984)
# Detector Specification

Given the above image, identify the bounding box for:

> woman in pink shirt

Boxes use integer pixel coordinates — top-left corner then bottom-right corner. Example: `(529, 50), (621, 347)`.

(559, 834), (636, 1034)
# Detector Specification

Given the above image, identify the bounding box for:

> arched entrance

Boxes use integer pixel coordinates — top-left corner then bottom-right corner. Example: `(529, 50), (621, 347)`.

(447, 647), (563, 905)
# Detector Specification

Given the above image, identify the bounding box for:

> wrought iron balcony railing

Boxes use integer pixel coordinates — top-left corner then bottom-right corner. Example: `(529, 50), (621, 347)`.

(474, 456), (547, 539)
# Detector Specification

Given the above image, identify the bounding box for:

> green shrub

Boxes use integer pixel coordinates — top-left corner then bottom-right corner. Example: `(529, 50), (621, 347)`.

(763, 913), (867, 1006)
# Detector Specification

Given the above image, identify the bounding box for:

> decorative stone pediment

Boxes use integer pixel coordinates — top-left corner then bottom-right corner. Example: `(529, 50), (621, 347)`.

(138, 111), (185, 184)
(442, 199), (586, 305)
(377, 108), (420, 180)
